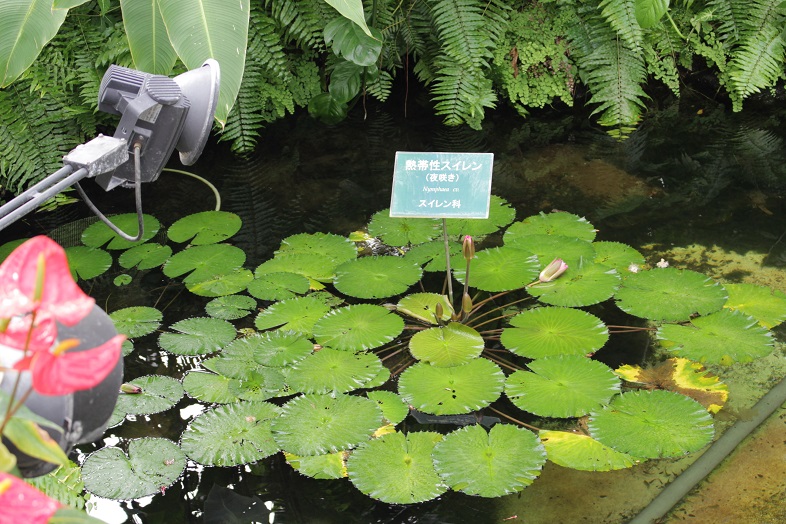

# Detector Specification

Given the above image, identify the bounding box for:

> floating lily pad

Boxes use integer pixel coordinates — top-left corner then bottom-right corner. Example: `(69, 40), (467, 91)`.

(539, 430), (637, 471)
(347, 431), (447, 504)
(404, 239), (462, 272)
(167, 211), (242, 245)
(109, 306), (163, 338)
(592, 241), (645, 272)
(64, 246), (112, 281)
(445, 195), (517, 238)
(505, 234), (596, 270)
(398, 358), (505, 415)
(118, 243), (172, 270)
(366, 391), (409, 425)
(254, 296), (330, 335)
(186, 268), (254, 297)
(158, 317), (236, 355)
(182, 370), (242, 404)
(501, 307), (609, 359)
(205, 295), (257, 320)
(334, 256), (422, 298)
(163, 244), (246, 284)
(114, 375), (184, 416)
(247, 272), (310, 301)
(313, 304), (405, 351)
(114, 274), (132, 286)
(433, 424), (546, 497)
(615, 268), (727, 322)
(287, 348), (384, 394)
(657, 309), (775, 364)
(527, 262), (621, 307)
(504, 212), (596, 242)
(368, 210), (441, 246)
(723, 282), (786, 328)
(276, 232), (357, 265)
(82, 438), (186, 500)
(397, 293), (453, 324)
(453, 246), (540, 292)
(285, 451), (346, 480)
(409, 323), (485, 366)
(121, 340), (134, 357)
(271, 394), (383, 456)
(255, 253), (340, 282)
(506, 356), (620, 418)
(239, 331), (314, 367)
(589, 390), (714, 459)
(81, 214), (160, 249)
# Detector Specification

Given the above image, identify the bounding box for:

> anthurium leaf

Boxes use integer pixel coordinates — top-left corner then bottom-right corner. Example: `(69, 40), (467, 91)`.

(347, 431), (447, 504)
(285, 451), (347, 479)
(186, 268), (254, 297)
(657, 309), (775, 365)
(271, 393), (383, 456)
(539, 430), (637, 471)
(158, 317), (236, 355)
(504, 212), (597, 242)
(313, 304), (404, 351)
(453, 246), (540, 292)
(329, 60), (362, 103)
(367, 209), (441, 246)
(589, 390), (714, 459)
(167, 211), (242, 245)
(118, 243), (172, 270)
(247, 272), (310, 301)
(255, 253), (340, 282)
(4, 418), (68, 467)
(276, 232), (357, 265)
(404, 240), (462, 272)
(635, 0), (669, 28)
(163, 244), (246, 284)
(64, 246), (112, 281)
(323, 17), (382, 66)
(334, 256), (422, 298)
(81, 214), (160, 249)
(308, 92), (348, 124)
(433, 424), (546, 497)
(366, 391), (409, 425)
(254, 296), (331, 335)
(287, 348), (384, 394)
(592, 241), (645, 272)
(397, 293), (453, 324)
(82, 438), (186, 499)
(506, 356), (620, 418)
(501, 307), (609, 359)
(409, 323), (484, 367)
(398, 358), (505, 415)
(615, 268), (727, 322)
(723, 282), (786, 328)
(109, 306), (163, 338)
(445, 195), (516, 238)
(0, 442), (16, 472)
(505, 234), (596, 270)
(180, 401), (281, 466)
(113, 375), (184, 416)
(205, 294), (257, 320)
(182, 370), (241, 404)
(527, 262), (621, 307)
(323, 0), (373, 37)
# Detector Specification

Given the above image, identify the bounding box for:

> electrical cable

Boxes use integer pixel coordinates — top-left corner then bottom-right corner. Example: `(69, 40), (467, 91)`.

(162, 168), (221, 211)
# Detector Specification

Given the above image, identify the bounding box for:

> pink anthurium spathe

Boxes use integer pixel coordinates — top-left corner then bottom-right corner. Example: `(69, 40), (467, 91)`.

(0, 314), (57, 354)
(0, 236), (94, 326)
(0, 472), (62, 524)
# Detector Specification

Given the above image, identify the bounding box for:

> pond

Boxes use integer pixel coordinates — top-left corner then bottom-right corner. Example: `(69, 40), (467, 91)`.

(5, 91), (786, 523)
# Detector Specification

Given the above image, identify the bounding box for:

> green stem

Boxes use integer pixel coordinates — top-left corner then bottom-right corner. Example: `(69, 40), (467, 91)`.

(665, 10), (687, 40)
(442, 219), (453, 306)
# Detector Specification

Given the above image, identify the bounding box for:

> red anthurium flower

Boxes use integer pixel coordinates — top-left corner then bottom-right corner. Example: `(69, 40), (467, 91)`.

(0, 472), (62, 524)
(0, 314), (57, 355)
(20, 335), (124, 396)
(0, 236), (94, 326)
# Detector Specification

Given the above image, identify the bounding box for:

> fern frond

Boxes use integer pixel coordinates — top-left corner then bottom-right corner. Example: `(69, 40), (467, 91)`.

(265, 0), (329, 50)
(431, 65), (496, 129)
(705, 0), (747, 44)
(598, 0), (644, 51)
(430, 0), (496, 68)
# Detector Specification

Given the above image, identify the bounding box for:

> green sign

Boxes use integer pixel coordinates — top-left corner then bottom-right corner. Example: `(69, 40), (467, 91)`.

(390, 152), (494, 218)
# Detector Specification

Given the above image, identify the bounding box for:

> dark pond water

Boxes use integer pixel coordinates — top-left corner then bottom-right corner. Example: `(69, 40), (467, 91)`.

(6, 89), (786, 523)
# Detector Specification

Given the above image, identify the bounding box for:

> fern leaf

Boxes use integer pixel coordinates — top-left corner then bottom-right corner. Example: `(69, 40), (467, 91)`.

(598, 0), (644, 50)
(728, 26), (785, 102)
(431, 65), (496, 129)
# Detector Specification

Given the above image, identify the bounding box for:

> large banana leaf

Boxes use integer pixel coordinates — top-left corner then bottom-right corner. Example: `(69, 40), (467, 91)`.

(120, 0), (179, 74)
(157, 0), (250, 126)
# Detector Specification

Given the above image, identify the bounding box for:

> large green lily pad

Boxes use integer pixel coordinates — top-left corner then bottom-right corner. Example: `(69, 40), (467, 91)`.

(163, 244), (246, 284)
(118, 243), (172, 270)
(254, 296), (331, 335)
(409, 323), (485, 366)
(276, 232), (357, 265)
(247, 272), (310, 301)
(205, 295), (257, 320)
(527, 262), (621, 307)
(186, 268), (254, 297)
(367, 210), (441, 246)
(312, 304), (405, 351)
(81, 214), (160, 249)
(109, 306), (163, 338)
(287, 348), (384, 394)
(445, 195), (517, 237)
(539, 430), (637, 471)
(723, 282), (786, 328)
(64, 246), (112, 281)
(167, 211), (242, 245)
(397, 293), (453, 324)
(158, 317), (237, 355)
(453, 246), (540, 292)
(334, 256), (422, 298)
(504, 212), (596, 241)
(114, 375), (184, 416)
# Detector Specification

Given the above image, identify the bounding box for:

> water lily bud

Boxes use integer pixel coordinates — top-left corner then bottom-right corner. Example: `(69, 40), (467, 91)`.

(462, 293), (473, 314)
(539, 258), (568, 283)
(462, 235), (475, 261)
(121, 383), (142, 394)
(435, 302), (444, 320)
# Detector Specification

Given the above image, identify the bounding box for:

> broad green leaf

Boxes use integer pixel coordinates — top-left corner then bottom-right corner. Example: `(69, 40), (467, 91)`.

(313, 304), (404, 351)
(3, 418), (68, 467)
(287, 348), (384, 394)
(453, 246), (540, 292)
(592, 241), (645, 272)
(308, 92), (348, 124)
(205, 294), (257, 320)
(323, 0), (373, 37)
(404, 239), (462, 272)
(504, 212), (597, 242)
(366, 391), (409, 425)
(445, 195), (516, 238)
(186, 267), (254, 297)
(247, 272), (310, 301)
(501, 307), (609, 359)
(120, 0), (178, 74)
(0, 0), (68, 87)
(254, 296), (330, 335)
(110, 306), (163, 338)
(285, 451), (346, 479)
(114, 274), (132, 286)
(53, 0), (90, 7)
(324, 17), (381, 67)
(118, 243), (172, 270)
(367, 209), (441, 246)
(334, 256), (422, 299)
(64, 246), (112, 281)
(255, 253), (340, 282)
(328, 59), (362, 103)
(80, 214), (160, 249)
(182, 370), (241, 404)
(167, 211), (242, 245)
(0, 442), (16, 472)
(158, 317), (236, 355)
(539, 430), (637, 471)
(276, 232), (357, 263)
(113, 375), (184, 416)
(635, 0), (669, 28)
(157, 0), (250, 125)
(162, 244), (246, 283)
(527, 262), (621, 307)
(723, 282), (786, 328)
(397, 293), (453, 324)
(506, 234), (596, 270)
(409, 323), (485, 367)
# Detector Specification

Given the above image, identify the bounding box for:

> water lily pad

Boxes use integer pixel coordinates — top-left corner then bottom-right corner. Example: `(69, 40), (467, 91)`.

(287, 348), (384, 394)
(163, 244), (246, 284)
(404, 239), (462, 272)
(285, 451), (346, 480)
(539, 430), (637, 471)
(276, 232), (357, 265)
(588, 390), (714, 459)
(615, 268), (727, 322)
(118, 243), (172, 270)
(501, 307), (609, 359)
(366, 391), (409, 425)
(347, 431), (447, 504)
(114, 375), (184, 416)
(445, 195), (516, 238)
(657, 309), (775, 364)
(239, 331), (314, 367)
(368, 209), (441, 246)
(433, 424), (546, 497)
(453, 246), (540, 292)
(109, 306), (163, 338)
(180, 401), (281, 466)
(186, 268), (254, 297)
(313, 304), (405, 351)
(592, 241), (645, 272)
(527, 262), (621, 307)
(64, 246), (112, 281)
(205, 295), (257, 320)
(397, 293), (453, 324)
(254, 296), (330, 335)
(505, 234), (596, 270)
(158, 317), (237, 355)
(81, 214), (160, 249)
(504, 212), (596, 242)
(114, 274), (132, 286)
(723, 282), (786, 328)
(409, 323), (485, 366)
(182, 370), (242, 404)
(247, 272), (310, 301)
(255, 253), (340, 282)
(167, 211), (242, 245)
(398, 358), (505, 415)
(271, 393), (383, 456)
(334, 256), (422, 298)
(82, 438), (186, 500)
(506, 356), (620, 418)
